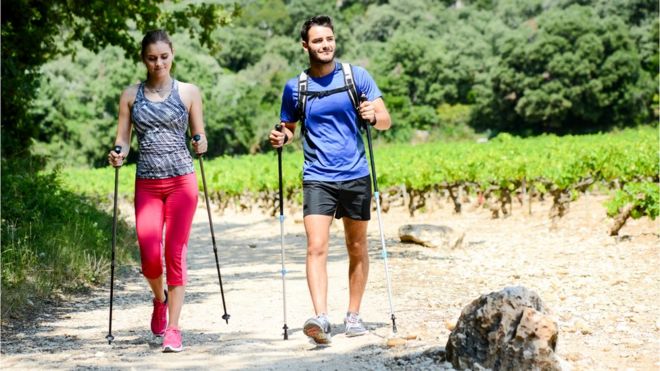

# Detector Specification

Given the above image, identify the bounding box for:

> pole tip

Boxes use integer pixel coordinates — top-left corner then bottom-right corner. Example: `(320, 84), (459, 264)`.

(222, 313), (231, 324)
(106, 334), (115, 344)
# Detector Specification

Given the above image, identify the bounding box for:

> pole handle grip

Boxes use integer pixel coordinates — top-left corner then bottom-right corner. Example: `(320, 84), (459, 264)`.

(192, 135), (203, 157)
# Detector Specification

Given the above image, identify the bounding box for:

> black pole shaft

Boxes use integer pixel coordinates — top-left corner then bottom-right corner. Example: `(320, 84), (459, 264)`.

(197, 154), (230, 323)
(365, 125), (379, 194)
(278, 147), (284, 216)
(107, 145), (121, 344)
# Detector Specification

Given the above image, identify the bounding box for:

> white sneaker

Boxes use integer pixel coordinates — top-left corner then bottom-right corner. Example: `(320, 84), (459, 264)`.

(303, 314), (332, 344)
(344, 312), (368, 337)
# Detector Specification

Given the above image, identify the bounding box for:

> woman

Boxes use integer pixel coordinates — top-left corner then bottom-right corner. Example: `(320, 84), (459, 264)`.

(108, 29), (207, 353)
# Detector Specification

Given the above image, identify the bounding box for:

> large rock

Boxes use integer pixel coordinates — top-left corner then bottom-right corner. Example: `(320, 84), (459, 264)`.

(398, 224), (465, 249)
(445, 286), (562, 370)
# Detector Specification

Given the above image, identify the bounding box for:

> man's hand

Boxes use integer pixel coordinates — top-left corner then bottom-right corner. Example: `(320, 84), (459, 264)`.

(359, 97), (377, 126)
(269, 125), (289, 148)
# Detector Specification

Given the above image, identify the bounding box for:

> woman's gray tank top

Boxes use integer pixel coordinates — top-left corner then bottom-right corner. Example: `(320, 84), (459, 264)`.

(131, 80), (194, 179)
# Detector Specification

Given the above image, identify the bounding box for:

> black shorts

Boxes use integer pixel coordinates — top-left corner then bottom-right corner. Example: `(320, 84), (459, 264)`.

(303, 175), (372, 220)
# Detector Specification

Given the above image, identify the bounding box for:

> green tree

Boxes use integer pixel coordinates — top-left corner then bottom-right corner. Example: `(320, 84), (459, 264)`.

(213, 26), (267, 72)
(472, 5), (654, 135)
(1, 0), (239, 167)
(30, 46), (142, 168)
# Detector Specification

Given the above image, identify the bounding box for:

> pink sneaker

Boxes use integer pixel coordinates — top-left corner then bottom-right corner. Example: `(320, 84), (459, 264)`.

(162, 327), (183, 353)
(151, 291), (167, 336)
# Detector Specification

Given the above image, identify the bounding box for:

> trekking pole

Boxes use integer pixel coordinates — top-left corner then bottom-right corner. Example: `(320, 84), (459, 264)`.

(106, 145), (121, 344)
(193, 135), (230, 324)
(360, 94), (397, 333)
(275, 124), (289, 340)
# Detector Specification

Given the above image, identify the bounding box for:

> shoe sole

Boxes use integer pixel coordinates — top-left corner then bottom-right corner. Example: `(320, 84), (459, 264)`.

(303, 323), (331, 344)
(162, 345), (183, 353)
(345, 330), (368, 337)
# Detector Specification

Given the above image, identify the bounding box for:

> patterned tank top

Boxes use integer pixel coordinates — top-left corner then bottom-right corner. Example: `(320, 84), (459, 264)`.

(131, 80), (194, 179)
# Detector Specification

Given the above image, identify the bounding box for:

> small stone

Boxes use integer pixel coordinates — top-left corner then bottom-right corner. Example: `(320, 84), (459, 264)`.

(445, 319), (456, 331)
(566, 352), (581, 361)
(616, 323), (629, 332)
(386, 338), (407, 347)
(624, 338), (644, 346)
(632, 304), (646, 313)
(574, 320), (591, 335)
(404, 334), (418, 340)
(559, 312), (572, 321)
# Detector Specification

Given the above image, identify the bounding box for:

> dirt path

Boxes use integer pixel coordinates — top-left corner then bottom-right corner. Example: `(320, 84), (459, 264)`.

(2, 195), (659, 370)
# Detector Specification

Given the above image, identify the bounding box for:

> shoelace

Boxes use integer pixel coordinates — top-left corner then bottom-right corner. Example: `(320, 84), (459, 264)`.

(319, 316), (331, 332)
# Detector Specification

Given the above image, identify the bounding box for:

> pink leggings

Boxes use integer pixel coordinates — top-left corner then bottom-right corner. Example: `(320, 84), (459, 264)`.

(135, 173), (198, 286)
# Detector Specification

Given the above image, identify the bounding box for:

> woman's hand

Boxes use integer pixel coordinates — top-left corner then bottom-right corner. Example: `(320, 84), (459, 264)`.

(192, 133), (208, 155)
(108, 148), (124, 168)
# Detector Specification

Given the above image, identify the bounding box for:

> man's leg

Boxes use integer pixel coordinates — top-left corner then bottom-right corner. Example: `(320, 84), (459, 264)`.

(342, 217), (369, 314)
(303, 214), (333, 315)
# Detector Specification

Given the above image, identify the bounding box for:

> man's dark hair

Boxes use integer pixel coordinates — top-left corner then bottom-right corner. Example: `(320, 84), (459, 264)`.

(300, 15), (334, 42)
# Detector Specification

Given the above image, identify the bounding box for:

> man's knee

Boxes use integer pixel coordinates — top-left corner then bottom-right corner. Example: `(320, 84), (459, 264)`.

(346, 239), (368, 258)
(307, 240), (328, 257)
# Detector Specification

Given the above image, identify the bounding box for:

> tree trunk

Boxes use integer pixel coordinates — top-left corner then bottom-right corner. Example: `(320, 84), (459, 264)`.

(609, 203), (634, 236)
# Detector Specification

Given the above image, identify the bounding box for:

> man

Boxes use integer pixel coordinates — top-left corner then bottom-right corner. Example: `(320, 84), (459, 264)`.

(269, 15), (391, 345)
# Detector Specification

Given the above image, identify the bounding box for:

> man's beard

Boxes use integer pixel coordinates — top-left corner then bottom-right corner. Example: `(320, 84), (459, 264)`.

(308, 48), (335, 65)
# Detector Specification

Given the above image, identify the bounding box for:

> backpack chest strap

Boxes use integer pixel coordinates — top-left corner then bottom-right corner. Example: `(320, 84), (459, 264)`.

(296, 63), (360, 135)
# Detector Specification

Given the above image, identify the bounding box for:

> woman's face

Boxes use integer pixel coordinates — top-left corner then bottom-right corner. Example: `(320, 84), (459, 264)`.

(142, 41), (173, 79)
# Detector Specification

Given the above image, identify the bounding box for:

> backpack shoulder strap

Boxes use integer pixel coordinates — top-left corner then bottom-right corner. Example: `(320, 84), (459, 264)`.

(341, 62), (359, 111)
(297, 70), (309, 118)
(297, 70), (309, 134)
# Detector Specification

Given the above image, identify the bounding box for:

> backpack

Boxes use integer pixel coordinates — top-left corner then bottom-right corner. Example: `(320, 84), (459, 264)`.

(297, 62), (360, 136)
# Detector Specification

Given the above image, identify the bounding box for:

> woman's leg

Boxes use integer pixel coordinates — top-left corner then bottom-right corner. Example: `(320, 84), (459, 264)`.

(135, 179), (167, 301)
(162, 173), (198, 329)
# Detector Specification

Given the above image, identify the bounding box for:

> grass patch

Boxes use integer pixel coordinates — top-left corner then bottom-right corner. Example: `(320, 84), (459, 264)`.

(1, 166), (137, 320)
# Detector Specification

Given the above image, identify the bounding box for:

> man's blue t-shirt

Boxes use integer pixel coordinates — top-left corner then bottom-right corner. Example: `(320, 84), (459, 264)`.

(280, 62), (382, 181)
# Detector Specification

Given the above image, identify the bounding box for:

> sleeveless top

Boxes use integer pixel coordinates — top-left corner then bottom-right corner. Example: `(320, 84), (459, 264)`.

(131, 79), (194, 179)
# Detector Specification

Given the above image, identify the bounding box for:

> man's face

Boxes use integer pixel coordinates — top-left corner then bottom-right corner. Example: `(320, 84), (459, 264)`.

(303, 25), (335, 64)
